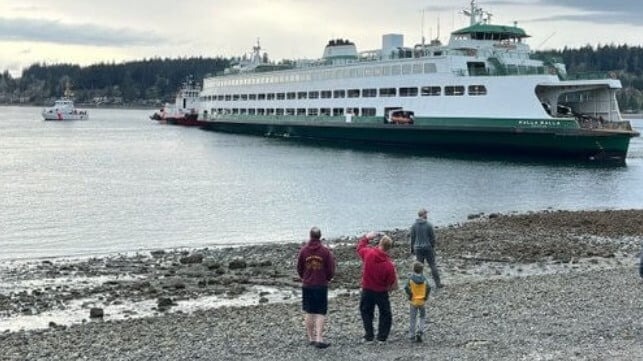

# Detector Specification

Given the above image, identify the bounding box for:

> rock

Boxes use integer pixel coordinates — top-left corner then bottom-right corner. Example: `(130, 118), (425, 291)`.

(203, 259), (221, 270)
(180, 253), (204, 264)
(48, 321), (57, 328)
(228, 258), (247, 270)
(89, 308), (104, 319)
(157, 297), (174, 309)
(150, 250), (166, 258)
(259, 297), (269, 304)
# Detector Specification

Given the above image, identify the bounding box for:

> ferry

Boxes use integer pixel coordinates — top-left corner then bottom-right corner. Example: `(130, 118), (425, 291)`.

(198, 0), (639, 163)
(150, 78), (203, 126)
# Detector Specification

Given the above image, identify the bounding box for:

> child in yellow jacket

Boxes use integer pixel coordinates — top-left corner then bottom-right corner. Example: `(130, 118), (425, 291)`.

(404, 262), (430, 342)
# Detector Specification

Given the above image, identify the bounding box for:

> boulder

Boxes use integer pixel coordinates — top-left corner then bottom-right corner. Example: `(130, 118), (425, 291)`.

(228, 258), (247, 270)
(180, 253), (204, 264)
(89, 307), (104, 319)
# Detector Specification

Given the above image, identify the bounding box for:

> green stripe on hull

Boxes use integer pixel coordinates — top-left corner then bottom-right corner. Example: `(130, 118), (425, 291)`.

(202, 115), (635, 163)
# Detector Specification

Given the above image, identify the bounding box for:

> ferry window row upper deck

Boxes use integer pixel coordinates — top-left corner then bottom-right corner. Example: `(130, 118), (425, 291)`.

(206, 62), (440, 87)
(201, 85), (487, 102)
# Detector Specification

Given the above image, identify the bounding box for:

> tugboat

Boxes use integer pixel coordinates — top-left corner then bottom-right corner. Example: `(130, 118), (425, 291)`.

(150, 78), (203, 126)
(42, 85), (88, 121)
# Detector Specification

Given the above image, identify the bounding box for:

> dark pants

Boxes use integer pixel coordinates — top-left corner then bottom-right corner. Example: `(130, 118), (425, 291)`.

(360, 289), (392, 341)
(639, 251), (643, 278)
(416, 248), (441, 287)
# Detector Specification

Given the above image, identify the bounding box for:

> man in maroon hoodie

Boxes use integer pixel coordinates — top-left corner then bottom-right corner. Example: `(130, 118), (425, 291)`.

(357, 231), (398, 343)
(296, 227), (336, 349)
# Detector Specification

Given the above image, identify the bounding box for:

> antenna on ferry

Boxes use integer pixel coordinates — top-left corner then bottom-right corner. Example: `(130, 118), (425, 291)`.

(421, 9), (426, 47)
(437, 16), (441, 41)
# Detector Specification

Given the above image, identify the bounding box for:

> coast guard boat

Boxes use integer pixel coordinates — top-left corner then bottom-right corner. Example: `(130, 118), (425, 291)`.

(198, 0), (639, 163)
(42, 87), (88, 121)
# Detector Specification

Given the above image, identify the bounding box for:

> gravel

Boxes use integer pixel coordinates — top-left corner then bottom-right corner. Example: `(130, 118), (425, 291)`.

(0, 209), (641, 360)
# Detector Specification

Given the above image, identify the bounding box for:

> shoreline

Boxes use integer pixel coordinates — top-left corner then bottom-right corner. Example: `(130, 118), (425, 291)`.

(1, 209), (641, 360)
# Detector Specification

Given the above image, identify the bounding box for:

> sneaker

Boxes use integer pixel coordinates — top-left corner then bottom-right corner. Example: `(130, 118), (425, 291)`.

(309, 341), (316, 346)
(315, 342), (331, 349)
(415, 334), (423, 343)
(363, 336), (374, 344)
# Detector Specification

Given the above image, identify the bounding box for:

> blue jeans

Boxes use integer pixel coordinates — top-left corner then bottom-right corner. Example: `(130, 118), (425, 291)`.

(416, 248), (441, 286)
(409, 305), (427, 337)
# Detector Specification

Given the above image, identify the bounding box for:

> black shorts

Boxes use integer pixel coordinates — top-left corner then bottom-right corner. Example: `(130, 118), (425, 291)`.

(302, 286), (328, 315)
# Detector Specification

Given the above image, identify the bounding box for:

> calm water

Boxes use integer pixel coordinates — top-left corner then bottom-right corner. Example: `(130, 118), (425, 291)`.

(1, 106), (642, 260)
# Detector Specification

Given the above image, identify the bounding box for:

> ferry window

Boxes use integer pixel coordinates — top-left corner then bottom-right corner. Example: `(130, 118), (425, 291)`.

(468, 85), (487, 96)
(333, 108), (344, 116)
(224, 108), (231, 114)
(257, 109), (265, 115)
(308, 108), (318, 116)
(233, 94), (240, 101)
(241, 94), (248, 101)
(232, 109), (239, 114)
(364, 68), (374, 77)
(297, 108), (306, 116)
(248, 109), (256, 115)
(349, 68), (360, 77)
(309, 91), (320, 99)
(382, 66), (391, 76)
(399, 87), (418, 97)
(347, 107), (359, 116)
(321, 90), (332, 99)
(412, 63), (423, 74)
(333, 90), (346, 98)
(267, 93), (275, 100)
(258, 93), (266, 100)
(249, 94), (257, 100)
(266, 108), (275, 115)
(361, 108), (376, 116)
(286, 108), (295, 115)
(373, 67), (382, 76)
(225, 95), (232, 101)
(433, 51), (442, 56)
(391, 65), (401, 75)
(217, 95), (224, 101)
(297, 92), (308, 99)
(424, 63), (437, 73)
(348, 89), (360, 98)
(379, 88), (396, 97)
(421, 86), (441, 96)
(276, 109), (284, 116)
(240, 109), (247, 115)
(320, 108), (331, 116)
(287, 92), (296, 100)
(402, 64), (413, 75)
(362, 88), (377, 97)
(276, 93), (285, 100)
(445, 86), (465, 96)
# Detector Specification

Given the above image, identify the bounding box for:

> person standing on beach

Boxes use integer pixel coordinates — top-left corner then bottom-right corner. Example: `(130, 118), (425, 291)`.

(639, 245), (643, 278)
(410, 208), (444, 288)
(296, 226), (336, 349)
(404, 261), (431, 343)
(357, 231), (398, 343)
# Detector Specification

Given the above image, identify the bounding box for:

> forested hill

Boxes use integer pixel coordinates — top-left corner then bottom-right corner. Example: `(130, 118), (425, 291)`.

(0, 45), (641, 112)
(0, 57), (230, 107)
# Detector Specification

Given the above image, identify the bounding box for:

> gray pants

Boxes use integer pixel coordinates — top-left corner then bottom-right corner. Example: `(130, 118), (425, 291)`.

(416, 248), (441, 287)
(409, 305), (427, 337)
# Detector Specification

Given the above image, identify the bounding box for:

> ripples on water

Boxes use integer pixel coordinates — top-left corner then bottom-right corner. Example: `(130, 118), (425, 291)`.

(1, 106), (642, 260)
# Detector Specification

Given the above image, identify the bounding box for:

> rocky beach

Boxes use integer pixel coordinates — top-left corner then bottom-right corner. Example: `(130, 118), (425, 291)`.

(0, 209), (642, 360)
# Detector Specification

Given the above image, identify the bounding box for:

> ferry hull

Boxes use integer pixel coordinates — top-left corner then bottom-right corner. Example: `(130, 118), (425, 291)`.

(202, 119), (635, 163)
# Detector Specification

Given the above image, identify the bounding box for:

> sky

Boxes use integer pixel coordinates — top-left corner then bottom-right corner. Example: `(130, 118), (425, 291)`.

(0, 0), (642, 77)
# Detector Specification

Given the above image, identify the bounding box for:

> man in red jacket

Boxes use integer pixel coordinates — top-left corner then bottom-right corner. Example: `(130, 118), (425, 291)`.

(297, 227), (336, 349)
(357, 231), (398, 343)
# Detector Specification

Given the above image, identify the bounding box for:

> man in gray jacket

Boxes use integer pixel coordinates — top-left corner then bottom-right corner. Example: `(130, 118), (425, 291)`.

(410, 208), (443, 288)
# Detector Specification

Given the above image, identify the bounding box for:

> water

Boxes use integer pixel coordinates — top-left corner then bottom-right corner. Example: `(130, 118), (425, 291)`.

(1, 106), (642, 260)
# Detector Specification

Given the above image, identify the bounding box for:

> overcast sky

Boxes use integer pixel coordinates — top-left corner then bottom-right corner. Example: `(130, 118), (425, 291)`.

(1, 0), (642, 77)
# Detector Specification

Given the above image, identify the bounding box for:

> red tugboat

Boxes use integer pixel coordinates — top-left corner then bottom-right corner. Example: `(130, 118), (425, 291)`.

(150, 78), (205, 126)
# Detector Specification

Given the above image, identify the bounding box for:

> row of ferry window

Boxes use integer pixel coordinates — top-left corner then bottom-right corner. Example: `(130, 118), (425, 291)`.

(212, 108), (377, 116)
(209, 62), (438, 87)
(202, 85), (487, 102)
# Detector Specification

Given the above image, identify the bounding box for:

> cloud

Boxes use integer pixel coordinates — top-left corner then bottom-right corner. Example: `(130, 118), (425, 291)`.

(533, 0), (643, 26)
(0, 17), (165, 47)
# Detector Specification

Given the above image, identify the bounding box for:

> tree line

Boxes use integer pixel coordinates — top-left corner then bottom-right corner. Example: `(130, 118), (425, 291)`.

(0, 44), (642, 112)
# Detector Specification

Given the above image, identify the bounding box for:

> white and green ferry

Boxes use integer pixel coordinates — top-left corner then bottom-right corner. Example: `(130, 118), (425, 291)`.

(199, 0), (639, 163)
